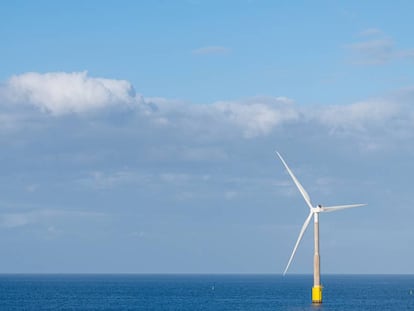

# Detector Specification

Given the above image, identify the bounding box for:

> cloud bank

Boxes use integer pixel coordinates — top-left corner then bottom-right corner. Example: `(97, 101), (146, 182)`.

(1, 71), (414, 274)
(348, 28), (414, 65)
(1, 71), (413, 145)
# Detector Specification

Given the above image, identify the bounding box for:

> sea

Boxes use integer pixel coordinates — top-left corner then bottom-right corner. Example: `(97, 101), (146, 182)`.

(0, 274), (413, 310)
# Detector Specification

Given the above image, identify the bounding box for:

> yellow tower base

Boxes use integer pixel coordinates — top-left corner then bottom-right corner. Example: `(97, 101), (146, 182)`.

(312, 285), (323, 304)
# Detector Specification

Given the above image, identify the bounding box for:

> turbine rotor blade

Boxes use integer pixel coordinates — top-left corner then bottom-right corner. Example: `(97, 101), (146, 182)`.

(283, 211), (314, 275)
(321, 204), (366, 213)
(276, 152), (313, 209)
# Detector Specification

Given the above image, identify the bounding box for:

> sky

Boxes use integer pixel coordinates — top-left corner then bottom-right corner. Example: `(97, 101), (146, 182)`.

(0, 0), (414, 274)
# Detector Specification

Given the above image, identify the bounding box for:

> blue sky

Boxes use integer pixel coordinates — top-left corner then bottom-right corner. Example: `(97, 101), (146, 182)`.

(0, 0), (414, 273)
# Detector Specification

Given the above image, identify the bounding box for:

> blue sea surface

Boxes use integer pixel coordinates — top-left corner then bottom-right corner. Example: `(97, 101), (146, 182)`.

(0, 274), (413, 310)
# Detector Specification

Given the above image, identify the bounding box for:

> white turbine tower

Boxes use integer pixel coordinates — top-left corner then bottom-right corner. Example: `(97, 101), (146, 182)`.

(277, 152), (366, 304)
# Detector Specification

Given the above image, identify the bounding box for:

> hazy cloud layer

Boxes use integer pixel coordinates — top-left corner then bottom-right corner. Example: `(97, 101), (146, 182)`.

(348, 29), (414, 65)
(1, 71), (414, 273)
(0, 209), (106, 229)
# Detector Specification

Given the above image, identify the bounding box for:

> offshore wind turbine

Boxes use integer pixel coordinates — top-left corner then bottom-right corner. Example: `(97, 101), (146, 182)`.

(276, 152), (366, 304)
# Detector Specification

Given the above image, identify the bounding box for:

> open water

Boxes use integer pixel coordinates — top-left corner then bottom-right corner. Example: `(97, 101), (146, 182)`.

(0, 274), (413, 310)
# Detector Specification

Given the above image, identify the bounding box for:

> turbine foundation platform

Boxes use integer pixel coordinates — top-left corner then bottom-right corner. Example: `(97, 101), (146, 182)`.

(312, 285), (323, 304)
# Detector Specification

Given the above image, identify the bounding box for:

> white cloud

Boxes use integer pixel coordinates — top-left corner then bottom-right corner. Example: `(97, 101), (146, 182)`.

(145, 95), (298, 139)
(317, 99), (400, 131)
(9, 71), (405, 142)
(212, 97), (298, 138)
(2, 71), (414, 147)
(4, 71), (140, 115)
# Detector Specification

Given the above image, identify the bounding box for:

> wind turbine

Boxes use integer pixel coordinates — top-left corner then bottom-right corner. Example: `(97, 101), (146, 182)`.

(276, 152), (366, 304)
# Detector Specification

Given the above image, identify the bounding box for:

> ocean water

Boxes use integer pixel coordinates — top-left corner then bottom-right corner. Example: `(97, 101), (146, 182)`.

(0, 274), (413, 310)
